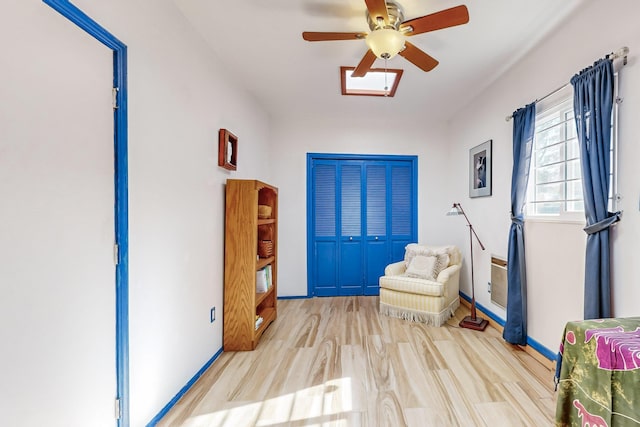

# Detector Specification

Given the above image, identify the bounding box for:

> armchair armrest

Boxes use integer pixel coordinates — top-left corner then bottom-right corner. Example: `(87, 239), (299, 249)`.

(436, 263), (461, 301)
(384, 261), (406, 276)
(436, 263), (461, 283)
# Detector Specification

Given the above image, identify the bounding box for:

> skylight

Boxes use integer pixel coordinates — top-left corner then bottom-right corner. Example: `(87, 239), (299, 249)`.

(340, 66), (403, 97)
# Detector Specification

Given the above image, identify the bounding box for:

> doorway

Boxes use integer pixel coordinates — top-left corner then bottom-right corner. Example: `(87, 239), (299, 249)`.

(43, 1), (129, 425)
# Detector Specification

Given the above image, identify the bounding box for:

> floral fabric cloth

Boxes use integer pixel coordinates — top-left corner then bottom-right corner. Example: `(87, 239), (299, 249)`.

(555, 317), (640, 426)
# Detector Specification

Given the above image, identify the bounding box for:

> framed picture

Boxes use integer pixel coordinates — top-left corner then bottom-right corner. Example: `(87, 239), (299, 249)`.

(218, 128), (237, 171)
(469, 140), (492, 198)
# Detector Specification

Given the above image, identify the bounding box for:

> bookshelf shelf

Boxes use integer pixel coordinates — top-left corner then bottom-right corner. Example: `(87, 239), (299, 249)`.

(256, 256), (275, 270)
(255, 286), (274, 307)
(255, 307), (276, 339)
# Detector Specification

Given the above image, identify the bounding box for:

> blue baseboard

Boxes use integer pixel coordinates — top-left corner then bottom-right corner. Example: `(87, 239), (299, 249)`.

(147, 347), (223, 426)
(458, 292), (555, 362)
(458, 292), (506, 327)
(277, 295), (311, 300)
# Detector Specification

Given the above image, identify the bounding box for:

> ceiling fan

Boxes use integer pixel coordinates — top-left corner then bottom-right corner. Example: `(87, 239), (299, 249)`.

(302, 0), (469, 77)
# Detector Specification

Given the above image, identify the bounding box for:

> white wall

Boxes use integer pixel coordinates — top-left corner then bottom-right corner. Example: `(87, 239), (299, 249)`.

(271, 114), (452, 297)
(3, 1), (272, 426)
(446, 0), (640, 351)
(1, 2), (115, 426)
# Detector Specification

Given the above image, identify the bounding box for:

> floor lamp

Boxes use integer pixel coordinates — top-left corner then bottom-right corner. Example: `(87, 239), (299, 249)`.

(447, 202), (488, 331)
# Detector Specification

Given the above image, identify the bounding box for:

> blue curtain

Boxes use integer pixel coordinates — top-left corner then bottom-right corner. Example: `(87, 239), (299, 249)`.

(503, 103), (536, 345)
(571, 58), (620, 320)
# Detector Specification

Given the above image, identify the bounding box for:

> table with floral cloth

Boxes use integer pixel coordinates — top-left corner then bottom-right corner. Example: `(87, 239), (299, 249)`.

(555, 317), (640, 426)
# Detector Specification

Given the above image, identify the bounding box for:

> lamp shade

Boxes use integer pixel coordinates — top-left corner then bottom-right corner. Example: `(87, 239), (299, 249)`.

(446, 203), (463, 216)
(365, 28), (405, 59)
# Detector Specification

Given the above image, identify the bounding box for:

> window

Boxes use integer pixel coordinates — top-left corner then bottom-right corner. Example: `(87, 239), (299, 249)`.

(526, 91), (580, 216)
(525, 79), (618, 218)
(340, 67), (403, 97)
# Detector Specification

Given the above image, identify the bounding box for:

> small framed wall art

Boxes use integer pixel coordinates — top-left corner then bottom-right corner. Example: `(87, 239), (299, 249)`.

(469, 140), (492, 198)
(218, 128), (238, 171)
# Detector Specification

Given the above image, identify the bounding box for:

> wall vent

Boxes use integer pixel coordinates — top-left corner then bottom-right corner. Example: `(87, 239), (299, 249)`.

(491, 256), (508, 309)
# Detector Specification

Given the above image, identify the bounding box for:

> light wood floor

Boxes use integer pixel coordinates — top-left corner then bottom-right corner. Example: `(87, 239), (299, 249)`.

(157, 297), (556, 426)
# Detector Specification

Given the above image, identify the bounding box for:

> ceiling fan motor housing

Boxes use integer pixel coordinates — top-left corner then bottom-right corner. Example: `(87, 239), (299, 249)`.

(366, 1), (404, 30)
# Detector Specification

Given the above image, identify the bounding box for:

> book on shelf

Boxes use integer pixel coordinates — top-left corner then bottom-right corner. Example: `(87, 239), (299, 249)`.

(256, 268), (267, 293)
(255, 315), (264, 330)
(265, 264), (272, 289)
(256, 264), (273, 293)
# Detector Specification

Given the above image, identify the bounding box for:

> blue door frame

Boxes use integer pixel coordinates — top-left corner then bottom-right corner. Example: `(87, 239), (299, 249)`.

(43, 1), (130, 426)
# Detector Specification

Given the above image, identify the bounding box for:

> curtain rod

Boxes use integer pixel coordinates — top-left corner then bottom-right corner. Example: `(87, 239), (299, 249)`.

(505, 46), (629, 122)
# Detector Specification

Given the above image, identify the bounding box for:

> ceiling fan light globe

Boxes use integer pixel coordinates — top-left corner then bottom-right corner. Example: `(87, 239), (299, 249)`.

(365, 28), (405, 59)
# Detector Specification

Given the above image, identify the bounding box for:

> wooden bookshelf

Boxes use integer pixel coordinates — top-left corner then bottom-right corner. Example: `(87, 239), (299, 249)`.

(223, 179), (278, 351)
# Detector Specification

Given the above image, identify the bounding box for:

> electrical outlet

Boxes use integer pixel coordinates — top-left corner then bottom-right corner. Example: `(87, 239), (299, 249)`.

(210, 306), (216, 323)
(487, 281), (492, 293)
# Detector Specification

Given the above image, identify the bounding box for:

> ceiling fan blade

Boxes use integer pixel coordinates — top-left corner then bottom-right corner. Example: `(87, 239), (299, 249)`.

(400, 5), (469, 36)
(351, 50), (377, 77)
(364, 0), (390, 26)
(302, 31), (366, 41)
(398, 42), (439, 72)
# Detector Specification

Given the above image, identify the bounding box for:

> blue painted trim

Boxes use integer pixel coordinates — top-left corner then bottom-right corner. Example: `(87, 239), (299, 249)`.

(43, 2), (130, 426)
(458, 291), (555, 361)
(526, 335), (557, 361)
(306, 154), (315, 298)
(307, 153), (418, 162)
(114, 44), (130, 427)
(410, 156), (418, 244)
(43, 0), (126, 49)
(147, 348), (224, 426)
(458, 292), (505, 326)
(277, 295), (311, 300)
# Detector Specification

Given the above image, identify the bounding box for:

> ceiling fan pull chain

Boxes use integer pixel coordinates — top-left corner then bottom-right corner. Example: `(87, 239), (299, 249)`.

(384, 57), (389, 96)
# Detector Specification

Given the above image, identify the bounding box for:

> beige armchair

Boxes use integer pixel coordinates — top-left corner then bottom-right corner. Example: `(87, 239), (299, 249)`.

(379, 244), (462, 327)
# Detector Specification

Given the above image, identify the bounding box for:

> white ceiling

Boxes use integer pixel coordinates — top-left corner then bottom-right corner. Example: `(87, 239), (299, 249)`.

(175, 0), (581, 123)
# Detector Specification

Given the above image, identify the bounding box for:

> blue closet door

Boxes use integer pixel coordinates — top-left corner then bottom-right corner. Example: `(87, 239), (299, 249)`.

(365, 163), (388, 295)
(311, 162), (339, 296)
(308, 154), (416, 297)
(339, 163), (364, 295)
(390, 163), (414, 261)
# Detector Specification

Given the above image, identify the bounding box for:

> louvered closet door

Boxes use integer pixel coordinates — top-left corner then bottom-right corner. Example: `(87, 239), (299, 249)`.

(312, 162), (339, 296)
(365, 163), (388, 295)
(309, 155), (416, 297)
(363, 162), (415, 294)
(339, 162), (365, 295)
(389, 163), (415, 261)
(311, 161), (365, 296)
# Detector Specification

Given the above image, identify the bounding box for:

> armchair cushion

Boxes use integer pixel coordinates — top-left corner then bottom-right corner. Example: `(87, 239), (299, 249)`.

(405, 253), (449, 281)
(379, 275), (445, 297)
(404, 243), (461, 267)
